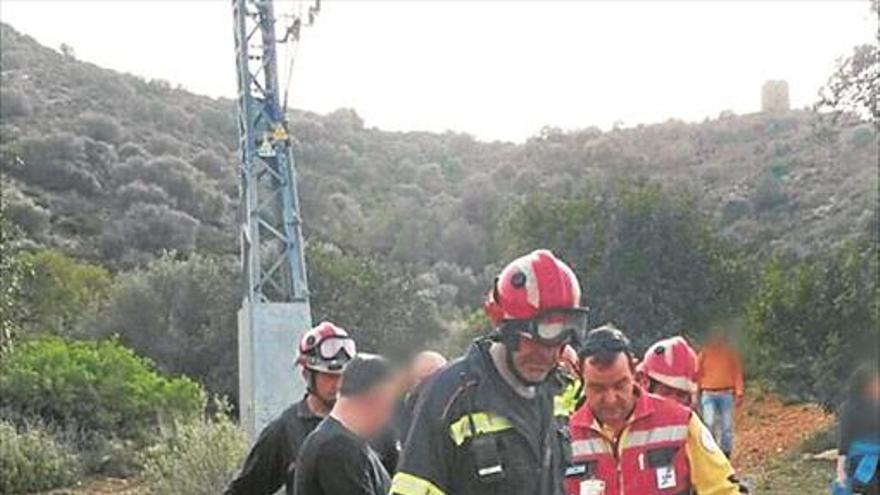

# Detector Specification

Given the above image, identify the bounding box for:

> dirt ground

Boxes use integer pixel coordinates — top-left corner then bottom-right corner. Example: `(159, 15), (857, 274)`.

(733, 390), (835, 472)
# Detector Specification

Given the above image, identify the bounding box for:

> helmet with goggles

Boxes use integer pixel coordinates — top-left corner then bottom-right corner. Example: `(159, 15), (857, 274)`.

(296, 321), (357, 374)
(484, 249), (588, 346)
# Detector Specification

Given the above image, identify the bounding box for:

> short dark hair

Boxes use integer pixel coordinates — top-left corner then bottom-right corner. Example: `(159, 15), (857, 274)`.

(580, 324), (632, 369)
(339, 353), (394, 397)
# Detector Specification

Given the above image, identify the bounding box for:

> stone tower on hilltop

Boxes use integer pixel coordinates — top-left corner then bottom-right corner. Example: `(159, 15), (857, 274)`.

(762, 80), (790, 113)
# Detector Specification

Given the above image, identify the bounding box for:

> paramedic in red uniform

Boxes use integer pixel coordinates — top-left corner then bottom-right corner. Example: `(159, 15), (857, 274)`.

(566, 325), (747, 495)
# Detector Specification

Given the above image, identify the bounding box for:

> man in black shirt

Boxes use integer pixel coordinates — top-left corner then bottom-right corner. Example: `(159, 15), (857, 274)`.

(224, 321), (357, 495)
(295, 353), (398, 495)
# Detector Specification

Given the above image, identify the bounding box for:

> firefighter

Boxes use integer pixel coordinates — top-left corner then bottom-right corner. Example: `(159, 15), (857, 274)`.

(224, 321), (356, 495)
(566, 325), (747, 495)
(555, 344), (586, 421)
(391, 249), (588, 495)
(637, 336), (699, 408)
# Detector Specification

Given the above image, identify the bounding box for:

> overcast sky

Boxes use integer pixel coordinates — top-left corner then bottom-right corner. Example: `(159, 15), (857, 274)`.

(1, 1), (876, 142)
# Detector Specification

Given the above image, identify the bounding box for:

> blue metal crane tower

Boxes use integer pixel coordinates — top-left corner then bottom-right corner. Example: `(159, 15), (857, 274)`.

(231, 0), (319, 441)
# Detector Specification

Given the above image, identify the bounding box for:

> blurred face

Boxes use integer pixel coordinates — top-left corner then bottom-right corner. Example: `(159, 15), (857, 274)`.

(411, 352), (447, 387)
(313, 371), (342, 405)
(583, 353), (637, 425)
(512, 335), (565, 383)
(361, 381), (398, 437)
(866, 374), (880, 404)
(650, 381), (693, 408)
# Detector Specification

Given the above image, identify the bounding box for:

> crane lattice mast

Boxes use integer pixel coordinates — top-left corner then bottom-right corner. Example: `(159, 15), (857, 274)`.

(232, 0), (319, 441)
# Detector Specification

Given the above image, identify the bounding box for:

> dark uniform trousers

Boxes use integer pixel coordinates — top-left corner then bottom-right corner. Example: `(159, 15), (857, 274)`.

(391, 340), (571, 495)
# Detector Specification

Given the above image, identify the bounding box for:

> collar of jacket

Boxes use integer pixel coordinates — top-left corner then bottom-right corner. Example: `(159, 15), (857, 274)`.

(570, 385), (654, 434)
(295, 395), (322, 420)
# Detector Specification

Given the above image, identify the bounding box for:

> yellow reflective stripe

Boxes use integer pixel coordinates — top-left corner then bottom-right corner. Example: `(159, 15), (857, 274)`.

(622, 425), (689, 449)
(391, 472), (447, 495)
(554, 378), (582, 417)
(571, 438), (611, 457)
(448, 412), (513, 446)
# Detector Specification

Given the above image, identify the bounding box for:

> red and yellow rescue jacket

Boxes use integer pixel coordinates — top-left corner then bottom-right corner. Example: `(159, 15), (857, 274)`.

(566, 388), (746, 495)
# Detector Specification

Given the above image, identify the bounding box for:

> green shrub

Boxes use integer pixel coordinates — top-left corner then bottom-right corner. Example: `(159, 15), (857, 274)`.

(0, 419), (82, 494)
(141, 407), (246, 495)
(746, 240), (879, 407)
(20, 250), (112, 335)
(0, 337), (204, 439)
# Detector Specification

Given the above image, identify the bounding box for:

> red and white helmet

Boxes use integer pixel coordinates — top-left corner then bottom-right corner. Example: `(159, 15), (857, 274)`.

(484, 249), (588, 344)
(295, 321), (356, 374)
(641, 336), (698, 393)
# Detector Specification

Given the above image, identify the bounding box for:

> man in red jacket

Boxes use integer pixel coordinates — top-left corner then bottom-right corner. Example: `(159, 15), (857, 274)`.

(566, 325), (746, 495)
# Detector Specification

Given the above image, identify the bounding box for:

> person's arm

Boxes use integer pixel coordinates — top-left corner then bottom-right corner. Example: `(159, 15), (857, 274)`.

(837, 402), (854, 488)
(836, 455), (848, 485)
(686, 413), (747, 495)
(391, 384), (453, 495)
(223, 419), (288, 495)
(728, 348), (744, 406)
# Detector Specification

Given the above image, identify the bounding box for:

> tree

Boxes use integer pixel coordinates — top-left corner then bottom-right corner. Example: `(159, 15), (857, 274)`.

(59, 43), (75, 58)
(0, 211), (31, 351)
(503, 181), (746, 348)
(746, 240), (879, 407)
(20, 250), (112, 336)
(87, 254), (239, 399)
(78, 112), (123, 144)
(816, 1), (879, 126)
(307, 244), (448, 360)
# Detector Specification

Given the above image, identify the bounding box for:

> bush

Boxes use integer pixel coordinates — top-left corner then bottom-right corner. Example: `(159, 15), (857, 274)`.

(141, 407), (246, 495)
(746, 240), (879, 407)
(0, 88), (32, 119)
(20, 250), (112, 335)
(0, 337), (205, 439)
(88, 254), (239, 399)
(78, 112), (122, 143)
(120, 202), (200, 254)
(0, 419), (82, 494)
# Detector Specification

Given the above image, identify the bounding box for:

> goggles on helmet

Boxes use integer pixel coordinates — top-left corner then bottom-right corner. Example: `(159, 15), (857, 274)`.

(500, 308), (589, 344)
(318, 336), (357, 361)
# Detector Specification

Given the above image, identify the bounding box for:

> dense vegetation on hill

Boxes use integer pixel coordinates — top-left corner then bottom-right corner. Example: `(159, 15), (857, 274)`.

(1, 21), (877, 408)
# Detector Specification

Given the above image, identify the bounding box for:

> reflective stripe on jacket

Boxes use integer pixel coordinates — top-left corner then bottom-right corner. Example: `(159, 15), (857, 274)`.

(567, 390), (692, 495)
(392, 339), (569, 495)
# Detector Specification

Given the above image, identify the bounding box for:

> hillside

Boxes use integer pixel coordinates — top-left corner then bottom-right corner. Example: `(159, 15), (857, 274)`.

(1, 22), (877, 279)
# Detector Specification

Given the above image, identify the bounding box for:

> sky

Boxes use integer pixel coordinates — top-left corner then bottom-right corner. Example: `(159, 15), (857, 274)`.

(1, 1), (876, 142)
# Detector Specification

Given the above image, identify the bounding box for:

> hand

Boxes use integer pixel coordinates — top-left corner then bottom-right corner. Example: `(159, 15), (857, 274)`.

(837, 457), (848, 485)
(735, 394), (744, 408)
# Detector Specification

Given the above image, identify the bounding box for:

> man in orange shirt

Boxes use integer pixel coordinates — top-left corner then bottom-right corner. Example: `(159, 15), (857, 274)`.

(697, 330), (744, 459)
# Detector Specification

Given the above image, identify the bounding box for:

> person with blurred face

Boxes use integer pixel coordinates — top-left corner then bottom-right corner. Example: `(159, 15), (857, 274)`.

(225, 322), (357, 495)
(697, 329), (745, 459)
(294, 354), (398, 495)
(835, 363), (880, 495)
(395, 350), (448, 441)
(566, 325), (746, 495)
(392, 249), (588, 495)
(411, 350), (448, 384)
